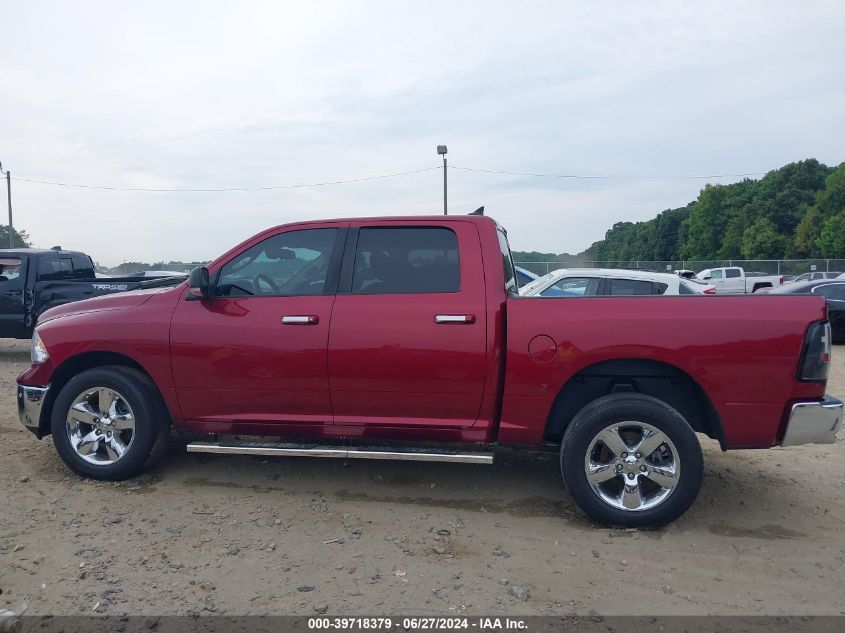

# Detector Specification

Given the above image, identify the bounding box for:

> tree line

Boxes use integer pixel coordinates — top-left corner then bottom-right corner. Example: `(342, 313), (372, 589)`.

(514, 159), (845, 264)
(8, 159), (845, 266)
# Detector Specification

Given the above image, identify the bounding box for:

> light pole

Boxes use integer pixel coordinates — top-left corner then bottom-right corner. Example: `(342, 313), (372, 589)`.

(437, 145), (447, 215)
(0, 161), (12, 248)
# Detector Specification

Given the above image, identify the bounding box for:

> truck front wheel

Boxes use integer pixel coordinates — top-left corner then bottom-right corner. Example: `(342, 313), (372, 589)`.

(560, 393), (703, 528)
(50, 366), (169, 481)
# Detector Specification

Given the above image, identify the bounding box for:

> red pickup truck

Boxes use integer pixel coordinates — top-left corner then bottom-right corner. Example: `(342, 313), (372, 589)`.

(16, 215), (843, 527)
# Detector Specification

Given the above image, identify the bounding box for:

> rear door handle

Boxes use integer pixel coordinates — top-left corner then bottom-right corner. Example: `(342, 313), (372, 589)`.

(434, 314), (476, 324)
(281, 315), (319, 325)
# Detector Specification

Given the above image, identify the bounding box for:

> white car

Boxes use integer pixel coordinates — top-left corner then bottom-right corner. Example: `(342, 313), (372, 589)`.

(696, 267), (782, 293)
(519, 268), (716, 297)
(789, 271), (842, 282)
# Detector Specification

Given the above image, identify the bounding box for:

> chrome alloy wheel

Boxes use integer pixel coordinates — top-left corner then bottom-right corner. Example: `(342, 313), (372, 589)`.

(66, 388), (136, 465)
(584, 421), (679, 512)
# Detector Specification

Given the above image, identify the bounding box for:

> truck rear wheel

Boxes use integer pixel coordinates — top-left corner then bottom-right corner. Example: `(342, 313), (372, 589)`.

(560, 393), (703, 528)
(50, 366), (169, 481)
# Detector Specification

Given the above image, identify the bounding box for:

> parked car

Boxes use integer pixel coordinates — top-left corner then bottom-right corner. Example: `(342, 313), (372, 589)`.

(17, 215), (841, 528)
(0, 248), (182, 339)
(696, 267), (783, 293)
(770, 280), (845, 343)
(674, 269), (696, 279)
(519, 268), (715, 296)
(514, 266), (539, 287)
(785, 271), (841, 283)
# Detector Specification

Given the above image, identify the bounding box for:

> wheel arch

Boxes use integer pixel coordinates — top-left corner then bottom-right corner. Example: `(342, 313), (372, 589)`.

(39, 351), (167, 437)
(544, 358), (725, 449)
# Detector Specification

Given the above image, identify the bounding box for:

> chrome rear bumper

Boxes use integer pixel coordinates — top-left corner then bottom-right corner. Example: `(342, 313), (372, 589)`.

(17, 385), (49, 438)
(782, 396), (843, 447)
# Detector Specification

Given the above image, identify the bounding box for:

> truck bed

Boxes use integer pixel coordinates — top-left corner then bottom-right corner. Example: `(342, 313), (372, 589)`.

(499, 294), (828, 448)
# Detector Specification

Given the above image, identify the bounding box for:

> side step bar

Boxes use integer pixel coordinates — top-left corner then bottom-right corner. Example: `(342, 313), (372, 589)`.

(186, 441), (494, 465)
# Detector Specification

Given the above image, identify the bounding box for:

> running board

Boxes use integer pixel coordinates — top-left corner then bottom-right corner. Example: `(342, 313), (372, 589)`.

(186, 441), (494, 465)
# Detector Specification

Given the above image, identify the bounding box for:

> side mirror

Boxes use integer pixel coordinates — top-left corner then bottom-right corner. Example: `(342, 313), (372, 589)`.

(701, 275), (711, 280)
(188, 267), (211, 299)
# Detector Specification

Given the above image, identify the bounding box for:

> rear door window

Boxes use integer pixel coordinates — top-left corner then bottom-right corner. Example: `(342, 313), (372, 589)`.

(38, 256), (75, 280)
(725, 268), (742, 279)
(352, 227), (460, 294)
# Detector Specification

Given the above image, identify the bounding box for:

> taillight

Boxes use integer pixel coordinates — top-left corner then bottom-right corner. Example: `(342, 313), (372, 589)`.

(798, 321), (831, 382)
(779, 276), (784, 285)
(704, 288), (716, 294)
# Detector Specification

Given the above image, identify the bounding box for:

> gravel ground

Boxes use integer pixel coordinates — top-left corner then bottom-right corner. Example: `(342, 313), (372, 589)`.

(1, 338), (844, 616)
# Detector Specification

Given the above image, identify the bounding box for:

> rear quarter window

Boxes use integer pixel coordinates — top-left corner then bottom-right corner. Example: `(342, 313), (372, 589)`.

(607, 278), (655, 296)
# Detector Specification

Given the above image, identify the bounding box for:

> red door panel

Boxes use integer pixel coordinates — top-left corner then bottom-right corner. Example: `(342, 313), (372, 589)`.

(328, 221), (487, 429)
(169, 223), (345, 427)
(170, 295), (335, 425)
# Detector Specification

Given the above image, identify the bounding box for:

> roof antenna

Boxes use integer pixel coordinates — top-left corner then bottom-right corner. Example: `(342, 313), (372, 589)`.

(469, 206), (484, 216)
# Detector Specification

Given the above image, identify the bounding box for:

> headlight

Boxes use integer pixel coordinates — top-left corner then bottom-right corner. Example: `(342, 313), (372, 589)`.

(31, 330), (49, 364)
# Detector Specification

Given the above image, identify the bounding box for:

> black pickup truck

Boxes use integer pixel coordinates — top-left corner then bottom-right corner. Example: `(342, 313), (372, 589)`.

(0, 248), (184, 339)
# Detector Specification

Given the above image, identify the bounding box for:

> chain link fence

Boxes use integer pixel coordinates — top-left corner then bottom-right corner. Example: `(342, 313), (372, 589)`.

(515, 260), (845, 277)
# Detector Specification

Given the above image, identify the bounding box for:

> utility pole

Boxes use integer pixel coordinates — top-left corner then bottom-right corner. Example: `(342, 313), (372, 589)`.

(6, 170), (12, 248)
(0, 162), (12, 248)
(437, 145), (448, 214)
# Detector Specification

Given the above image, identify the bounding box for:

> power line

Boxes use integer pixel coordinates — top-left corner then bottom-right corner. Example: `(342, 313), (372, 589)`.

(7, 163), (768, 193)
(10, 166), (441, 192)
(448, 165), (763, 180)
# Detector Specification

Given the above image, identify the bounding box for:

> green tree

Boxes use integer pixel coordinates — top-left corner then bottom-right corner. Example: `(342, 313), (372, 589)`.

(815, 164), (845, 215)
(793, 206), (823, 258)
(817, 212), (845, 258)
(576, 159), (841, 264)
(718, 216), (747, 259)
(741, 216), (786, 259)
(653, 206), (690, 260)
(680, 184), (737, 260)
(751, 159), (831, 236)
(0, 225), (31, 248)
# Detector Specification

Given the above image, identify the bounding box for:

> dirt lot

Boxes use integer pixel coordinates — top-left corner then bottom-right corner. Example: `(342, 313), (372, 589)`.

(1, 338), (844, 617)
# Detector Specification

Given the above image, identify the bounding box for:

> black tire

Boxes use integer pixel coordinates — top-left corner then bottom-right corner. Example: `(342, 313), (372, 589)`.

(50, 366), (170, 481)
(560, 393), (703, 528)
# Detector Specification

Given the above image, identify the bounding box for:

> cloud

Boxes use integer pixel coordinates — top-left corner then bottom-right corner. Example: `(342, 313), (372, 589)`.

(1, 0), (843, 264)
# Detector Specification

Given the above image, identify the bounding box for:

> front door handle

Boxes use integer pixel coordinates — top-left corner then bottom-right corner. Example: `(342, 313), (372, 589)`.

(434, 314), (476, 324)
(281, 315), (319, 325)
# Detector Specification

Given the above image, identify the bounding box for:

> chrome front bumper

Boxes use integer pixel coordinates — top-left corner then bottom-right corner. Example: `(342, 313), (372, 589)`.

(17, 385), (49, 438)
(782, 396), (843, 447)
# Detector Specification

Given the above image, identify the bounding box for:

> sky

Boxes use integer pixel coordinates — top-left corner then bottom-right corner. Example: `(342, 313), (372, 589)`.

(2, 1), (844, 266)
